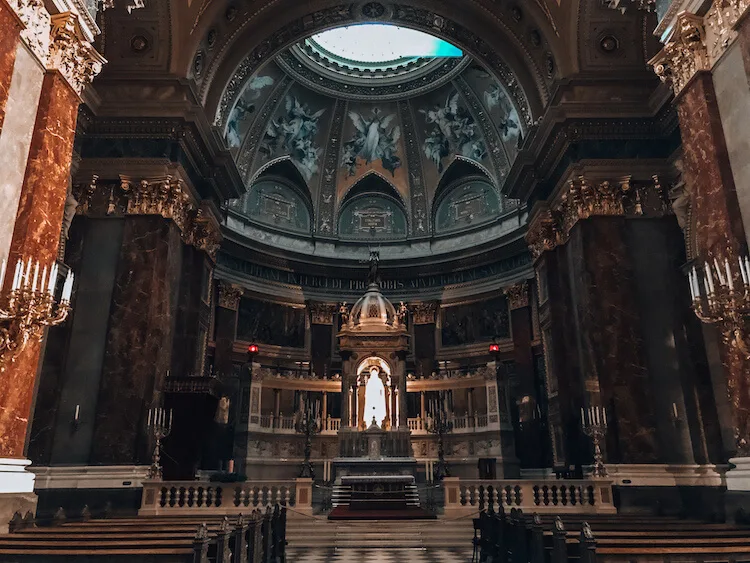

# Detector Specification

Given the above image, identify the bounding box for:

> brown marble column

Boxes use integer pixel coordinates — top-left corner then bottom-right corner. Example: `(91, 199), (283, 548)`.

(215, 281), (242, 378)
(0, 75), (79, 459)
(0, 1), (23, 134)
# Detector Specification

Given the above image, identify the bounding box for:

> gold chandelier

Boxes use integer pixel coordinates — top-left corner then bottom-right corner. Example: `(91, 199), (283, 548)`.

(688, 254), (750, 357)
(0, 258), (74, 369)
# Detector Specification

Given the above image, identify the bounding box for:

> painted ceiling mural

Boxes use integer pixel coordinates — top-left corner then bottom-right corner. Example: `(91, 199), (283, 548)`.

(225, 26), (527, 239)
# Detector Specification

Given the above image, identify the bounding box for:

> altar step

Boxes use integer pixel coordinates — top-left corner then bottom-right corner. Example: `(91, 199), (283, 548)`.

(331, 484), (421, 507)
(287, 518), (474, 549)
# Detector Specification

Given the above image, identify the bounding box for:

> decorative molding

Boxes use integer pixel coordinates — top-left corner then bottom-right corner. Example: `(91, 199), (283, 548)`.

(47, 12), (105, 96)
(704, 0), (750, 64)
(217, 281), (244, 310)
(397, 100), (427, 235)
(504, 282), (529, 310)
(411, 301), (438, 324)
(317, 99), (346, 235)
(309, 302), (338, 325)
(11, 0), (51, 63)
(526, 174), (671, 259)
(602, 0), (655, 14)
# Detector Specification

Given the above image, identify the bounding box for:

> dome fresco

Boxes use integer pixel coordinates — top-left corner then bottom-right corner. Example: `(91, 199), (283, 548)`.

(224, 25), (526, 243)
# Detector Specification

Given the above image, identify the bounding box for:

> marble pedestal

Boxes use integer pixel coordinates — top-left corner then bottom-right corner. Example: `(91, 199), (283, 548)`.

(0, 458), (37, 533)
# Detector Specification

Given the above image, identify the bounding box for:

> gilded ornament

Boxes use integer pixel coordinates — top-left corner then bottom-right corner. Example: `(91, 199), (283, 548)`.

(217, 281), (243, 310)
(410, 302), (438, 325)
(11, 0), (51, 64)
(504, 282), (529, 310)
(309, 302), (338, 325)
(47, 13), (106, 96)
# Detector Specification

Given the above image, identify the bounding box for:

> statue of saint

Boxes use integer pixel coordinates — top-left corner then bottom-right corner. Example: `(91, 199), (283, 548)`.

(215, 396), (230, 425)
(366, 250), (380, 285)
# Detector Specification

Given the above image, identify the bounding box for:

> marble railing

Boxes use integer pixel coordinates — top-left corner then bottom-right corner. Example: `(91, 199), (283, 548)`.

(443, 477), (617, 516)
(139, 478), (314, 517)
(257, 415), (341, 434)
(408, 414), (490, 435)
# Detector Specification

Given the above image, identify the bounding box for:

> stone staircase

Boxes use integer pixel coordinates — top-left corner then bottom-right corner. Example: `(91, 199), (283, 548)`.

(286, 517), (475, 549)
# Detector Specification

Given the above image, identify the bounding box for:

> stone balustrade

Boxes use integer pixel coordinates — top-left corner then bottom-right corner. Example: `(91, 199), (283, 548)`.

(139, 478), (314, 517)
(442, 477), (616, 516)
(257, 415), (341, 434)
(408, 413), (490, 435)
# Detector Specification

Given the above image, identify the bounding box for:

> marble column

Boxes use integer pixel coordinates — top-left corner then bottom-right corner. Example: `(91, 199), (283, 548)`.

(398, 363), (408, 429)
(420, 391), (426, 423)
(0, 1), (23, 134)
(0, 74), (81, 459)
(467, 389), (474, 420)
(321, 391), (327, 421)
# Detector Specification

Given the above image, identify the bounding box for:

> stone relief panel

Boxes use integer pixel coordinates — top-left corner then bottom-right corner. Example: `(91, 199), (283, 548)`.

(441, 295), (510, 347)
(241, 179), (312, 234)
(237, 296), (306, 348)
(338, 195), (408, 239)
(434, 179), (501, 234)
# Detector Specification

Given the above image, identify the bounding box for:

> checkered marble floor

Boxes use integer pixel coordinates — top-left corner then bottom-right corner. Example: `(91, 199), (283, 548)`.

(286, 547), (473, 562)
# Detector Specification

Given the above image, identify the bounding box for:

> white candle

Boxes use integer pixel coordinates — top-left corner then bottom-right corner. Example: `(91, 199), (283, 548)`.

(147, 408), (152, 427)
(745, 257), (750, 287)
(48, 264), (57, 295)
(12, 260), (20, 290)
(32, 261), (39, 291)
(688, 271), (696, 300)
(672, 402), (678, 419)
(726, 258), (734, 290)
(595, 407), (600, 425)
(740, 257), (748, 286)
(714, 258), (725, 286)
(74, 404), (80, 421)
(40, 266), (47, 296)
(168, 409), (173, 429)
(706, 267), (715, 294)
(581, 407), (585, 425)
(0, 259), (6, 289)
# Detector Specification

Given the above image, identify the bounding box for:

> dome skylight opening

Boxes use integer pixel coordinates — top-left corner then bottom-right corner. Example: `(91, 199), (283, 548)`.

(309, 24), (462, 66)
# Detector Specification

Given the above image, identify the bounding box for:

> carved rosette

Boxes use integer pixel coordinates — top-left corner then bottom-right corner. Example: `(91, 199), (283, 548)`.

(649, 12), (710, 97)
(504, 282), (529, 310)
(411, 302), (438, 324)
(11, 0), (51, 63)
(217, 281), (244, 310)
(187, 205), (223, 261)
(121, 175), (195, 234)
(48, 13), (105, 96)
(309, 302), (338, 325)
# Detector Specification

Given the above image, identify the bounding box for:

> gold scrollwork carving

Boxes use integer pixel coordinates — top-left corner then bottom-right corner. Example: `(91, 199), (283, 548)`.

(504, 282), (529, 310)
(217, 281), (243, 310)
(411, 302), (438, 325)
(309, 302), (338, 325)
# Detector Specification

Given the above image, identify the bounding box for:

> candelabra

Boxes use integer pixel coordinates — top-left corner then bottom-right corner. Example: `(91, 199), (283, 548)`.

(581, 405), (608, 478)
(427, 390), (453, 481)
(296, 393), (321, 479)
(146, 407), (173, 480)
(0, 258), (74, 369)
(687, 255), (750, 357)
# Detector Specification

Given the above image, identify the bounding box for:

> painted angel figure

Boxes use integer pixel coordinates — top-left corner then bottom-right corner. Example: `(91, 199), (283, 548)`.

(224, 75), (274, 148)
(341, 108), (402, 176)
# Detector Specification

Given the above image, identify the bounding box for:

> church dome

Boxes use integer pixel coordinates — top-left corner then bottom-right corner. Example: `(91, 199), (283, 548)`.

(346, 282), (405, 332)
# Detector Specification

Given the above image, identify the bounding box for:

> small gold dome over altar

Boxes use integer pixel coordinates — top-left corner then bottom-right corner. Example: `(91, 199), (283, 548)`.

(345, 282), (406, 333)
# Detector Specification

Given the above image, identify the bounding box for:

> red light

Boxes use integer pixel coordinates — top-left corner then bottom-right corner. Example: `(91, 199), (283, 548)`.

(248, 344), (259, 355)
(489, 343), (500, 353)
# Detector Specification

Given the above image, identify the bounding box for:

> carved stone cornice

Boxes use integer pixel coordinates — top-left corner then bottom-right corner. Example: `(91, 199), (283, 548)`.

(187, 203), (223, 261)
(120, 174), (195, 234)
(10, 0), (50, 63)
(602, 0), (655, 13)
(217, 281), (244, 310)
(411, 302), (438, 325)
(649, 12), (710, 97)
(504, 282), (529, 310)
(526, 174), (671, 259)
(47, 12), (105, 96)
(704, 0), (750, 63)
(309, 302), (338, 325)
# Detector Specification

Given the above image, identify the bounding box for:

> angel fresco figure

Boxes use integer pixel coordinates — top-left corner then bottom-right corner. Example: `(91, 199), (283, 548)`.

(341, 108), (402, 176)
(483, 83), (520, 140)
(224, 75), (274, 148)
(260, 95), (326, 181)
(420, 91), (486, 172)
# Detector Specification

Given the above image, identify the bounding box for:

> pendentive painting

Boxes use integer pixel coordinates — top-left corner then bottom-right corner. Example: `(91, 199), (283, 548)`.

(237, 297), (306, 348)
(253, 84), (334, 186)
(336, 102), (409, 203)
(441, 295), (510, 347)
(224, 62), (284, 153)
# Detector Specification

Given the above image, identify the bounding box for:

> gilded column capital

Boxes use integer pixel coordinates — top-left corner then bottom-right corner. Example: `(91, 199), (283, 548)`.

(411, 302), (438, 324)
(504, 282), (530, 310)
(217, 281), (244, 310)
(120, 174), (195, 234)
(10, 0), (50, 63)
(649, 12), (709, 97)
(47, 12), (105, 96)
(187, 204), (223, 261)
(704, 0), (750, 64)
(526, 206), (560, 260)
(309, 302), (338, 325)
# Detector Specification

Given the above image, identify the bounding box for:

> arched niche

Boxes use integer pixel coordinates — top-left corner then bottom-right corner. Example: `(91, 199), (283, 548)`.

(433, 160), (501, 234)
(241, 160), (314, 234)
(338, 173), (408, 239)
